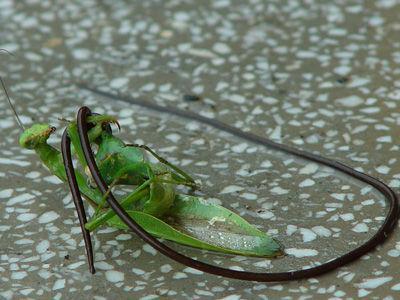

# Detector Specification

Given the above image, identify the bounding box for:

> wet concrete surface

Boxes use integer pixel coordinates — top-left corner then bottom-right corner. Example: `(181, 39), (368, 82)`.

(0, 1), (399, 299)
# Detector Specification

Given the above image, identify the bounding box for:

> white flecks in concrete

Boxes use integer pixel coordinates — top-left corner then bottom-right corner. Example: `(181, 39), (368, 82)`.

(7, 193), (35, 205)
(183, 267), (204, 275)
(67, 261), (85, 269)
(343, 272), (356, 283)
(115, 233), (132, 241)
(299, 228), (317, 242)
(257, 210), (274, 220)
(131, 268), (146, 275)
(376, 165), (390, 174)
(312, 226), (331, 237)
(229, 94), (246, 104)
(352, 223), (369, 233)
(94, 261), (114, 270)
(52, 279), (66, 290)
(260, 160), (272, 168)
(14, 238), (35, 245)
(335, 95), (364, 107)
(25, 171), (41, 179)
(0, 189), (13, 198)
(43, 176), (62, 184)
(19, 288), (34, 296)
(331, 193), (346, 201)
(36, 240), (50, 254)
(391, 283), (400, 291)
(0, 158), (30, 167)
(240, 192), (257, 200)
(173, 272), (188, 279)
(142, 244), (157, 256)
(17, 213), (37, 222)
(72, 48), (91, 60)
(270, 187), (289, 195)
(213, 42), (231, 54)
(340, 213), (355, 221)
(11, 271), (28, 280)
(389, 179), (400, 188)
(38, 270), (52, 280)
(38, 211), (60, 224)
(334, 65), (351, 76)
(261, 97), (278, 105)
(387, 249), (400, 257)
(358, 289), (371, 297)
(286, 225), (298, 236)
(356, 277), (393, 289)
(376, 136), (392, 143)
(231, 142), (248, 153)
(165, 133), (181, 143)
(299, 163), (318, 175)
(285, 248), (318, 258)
(105, 270), (124, 283)
(219, 185), (244, 194)
(361, 199), (375, 206)
(110, 77), (129, 89)
(160, 264), (173, 273)
(299, 179), (315, 188)
(218, 295), (241, 300)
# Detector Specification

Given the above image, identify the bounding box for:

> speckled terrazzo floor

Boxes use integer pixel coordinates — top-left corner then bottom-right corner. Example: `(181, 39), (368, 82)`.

(0, 0), (400, 299)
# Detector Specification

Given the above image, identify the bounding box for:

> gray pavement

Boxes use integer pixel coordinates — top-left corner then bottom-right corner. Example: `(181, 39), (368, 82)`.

(0, 1), (399, 299)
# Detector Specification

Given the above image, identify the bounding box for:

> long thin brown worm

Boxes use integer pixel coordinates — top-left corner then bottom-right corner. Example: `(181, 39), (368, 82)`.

(61, 129), (95, 274)
(62, 96), (398, 281)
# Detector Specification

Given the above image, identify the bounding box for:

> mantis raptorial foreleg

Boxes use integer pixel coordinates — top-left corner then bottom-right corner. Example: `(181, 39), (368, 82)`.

(67, 117), (118, 170)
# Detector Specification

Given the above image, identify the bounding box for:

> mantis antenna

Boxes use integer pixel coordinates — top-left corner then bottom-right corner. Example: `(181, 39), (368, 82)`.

(0, 49), (24, 131)
(0, 48), (14, 56)
(0, 76), (25, 131)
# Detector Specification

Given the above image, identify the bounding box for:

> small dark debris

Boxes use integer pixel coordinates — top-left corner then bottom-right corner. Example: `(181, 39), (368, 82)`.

(64, 254), (70, 260)
(278, 89), (286, 95)
(337, 76), (350, 84)
(257, 209), (265, 213)
(183, 94), (201, 102)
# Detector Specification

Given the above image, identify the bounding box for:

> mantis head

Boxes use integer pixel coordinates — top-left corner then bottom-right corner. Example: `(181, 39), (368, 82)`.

(19, 124), (56, 149)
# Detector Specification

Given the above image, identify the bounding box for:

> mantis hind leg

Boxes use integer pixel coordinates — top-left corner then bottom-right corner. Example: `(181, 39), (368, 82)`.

(85, 177), (152, 231)
(125, 144), (198, 188)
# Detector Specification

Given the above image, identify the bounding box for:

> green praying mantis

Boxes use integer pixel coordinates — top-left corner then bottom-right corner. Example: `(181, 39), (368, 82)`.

(2, 76), (283, 273)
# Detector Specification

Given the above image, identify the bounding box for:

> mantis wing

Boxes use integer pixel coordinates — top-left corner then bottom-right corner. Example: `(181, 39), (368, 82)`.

(107, 194), (282, 257)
